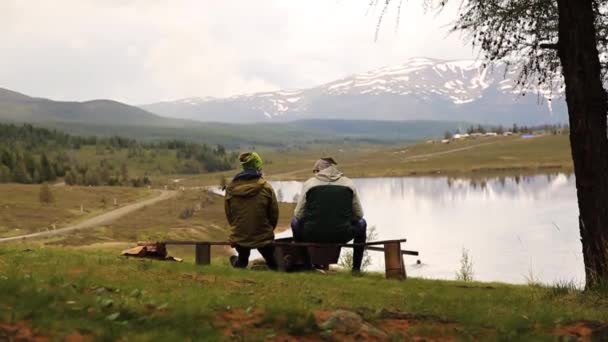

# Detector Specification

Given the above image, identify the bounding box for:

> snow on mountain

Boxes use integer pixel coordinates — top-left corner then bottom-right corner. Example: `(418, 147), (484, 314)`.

(141, 58), (567, 125)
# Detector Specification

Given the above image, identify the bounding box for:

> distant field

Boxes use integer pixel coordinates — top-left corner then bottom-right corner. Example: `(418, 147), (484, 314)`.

(336, 133), (573, 179)
(0, 185), (152, 238)
(168, 134), (573, 187)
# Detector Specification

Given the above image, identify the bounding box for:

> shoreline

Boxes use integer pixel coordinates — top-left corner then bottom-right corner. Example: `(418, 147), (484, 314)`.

(268, 165), (574, 182)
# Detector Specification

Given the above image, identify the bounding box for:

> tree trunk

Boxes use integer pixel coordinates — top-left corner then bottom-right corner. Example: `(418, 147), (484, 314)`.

(557, 0), (608, 289)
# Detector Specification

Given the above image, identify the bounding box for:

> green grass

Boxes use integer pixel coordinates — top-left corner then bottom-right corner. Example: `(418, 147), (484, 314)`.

(0, 247), (606, 340)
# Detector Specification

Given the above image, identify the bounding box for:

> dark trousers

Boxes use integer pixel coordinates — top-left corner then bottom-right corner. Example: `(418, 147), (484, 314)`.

(291, 218), (367, 271)
(232, 244), (278, 270)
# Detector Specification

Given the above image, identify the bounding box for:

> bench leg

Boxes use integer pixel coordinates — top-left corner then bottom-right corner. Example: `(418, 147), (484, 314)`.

(195, 243), (211, 265)
(384, 242), (406, 280)
(274, 246), (287, 272)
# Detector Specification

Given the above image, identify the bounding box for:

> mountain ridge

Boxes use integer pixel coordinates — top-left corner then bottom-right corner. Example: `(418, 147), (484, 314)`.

(0, 87), (192, 127)
(141, 58), (568, 125)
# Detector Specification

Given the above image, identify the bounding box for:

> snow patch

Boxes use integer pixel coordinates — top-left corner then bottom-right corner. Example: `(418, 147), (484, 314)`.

(328, 80), (353, 90)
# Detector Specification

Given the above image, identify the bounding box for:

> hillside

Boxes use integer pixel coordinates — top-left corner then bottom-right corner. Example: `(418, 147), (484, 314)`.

(142, 58), (568, 126)
(0, 88), (185, 127)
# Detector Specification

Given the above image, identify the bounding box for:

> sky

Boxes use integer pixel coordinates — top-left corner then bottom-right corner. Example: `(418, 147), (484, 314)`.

(0, 0), (474, 104)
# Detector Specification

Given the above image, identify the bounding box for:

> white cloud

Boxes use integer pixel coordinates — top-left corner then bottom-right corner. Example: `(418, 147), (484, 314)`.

(0, 0), (473, 104)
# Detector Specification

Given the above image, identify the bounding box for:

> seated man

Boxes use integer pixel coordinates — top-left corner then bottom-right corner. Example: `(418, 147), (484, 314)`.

(291, 157), (367, 273)
(225, 152), (279, 270)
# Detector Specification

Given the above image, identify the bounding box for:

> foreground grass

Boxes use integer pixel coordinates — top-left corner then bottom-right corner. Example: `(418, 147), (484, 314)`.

(0, 185), (153, 238)
(1, 247), (607, 341)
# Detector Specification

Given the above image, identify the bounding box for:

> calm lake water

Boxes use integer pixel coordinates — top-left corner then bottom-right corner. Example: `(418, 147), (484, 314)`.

(269, 173), (583, 285)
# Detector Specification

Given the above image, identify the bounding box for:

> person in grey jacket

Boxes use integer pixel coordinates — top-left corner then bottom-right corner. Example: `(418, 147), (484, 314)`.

(291, 157), (367, 272)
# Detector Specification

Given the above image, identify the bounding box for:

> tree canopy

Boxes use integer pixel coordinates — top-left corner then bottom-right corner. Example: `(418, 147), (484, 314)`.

(379, 0), (608, 90)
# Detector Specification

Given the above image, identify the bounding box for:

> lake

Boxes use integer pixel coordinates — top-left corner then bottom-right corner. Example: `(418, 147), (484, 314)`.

(269, 173), (583, 285)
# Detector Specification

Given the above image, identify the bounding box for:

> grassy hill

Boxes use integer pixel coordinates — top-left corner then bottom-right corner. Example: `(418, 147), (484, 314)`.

(1, 247), (607, 340)
(0, 88), (179, 127)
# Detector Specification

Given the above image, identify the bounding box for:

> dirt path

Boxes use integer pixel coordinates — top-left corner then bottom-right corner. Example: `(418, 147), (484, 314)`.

(0, 190), (178, 243)
(400, 141), (499, 161)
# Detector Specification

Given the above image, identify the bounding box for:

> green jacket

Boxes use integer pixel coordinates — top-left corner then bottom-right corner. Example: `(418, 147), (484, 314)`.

(225, 172), (279, 248)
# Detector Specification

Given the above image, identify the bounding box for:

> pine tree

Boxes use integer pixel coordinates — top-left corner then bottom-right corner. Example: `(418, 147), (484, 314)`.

(12, 156), (31, 184)
(85, 169), (100, 186)
(120, 163), (129, 184)
(99, 165), (111, 185)
(39, 183), (54, 204)
(0, 165), (10, 183)
(64, 170), (76, 185)
(0, 149), (14, 170)
(39, 153), (55, 182)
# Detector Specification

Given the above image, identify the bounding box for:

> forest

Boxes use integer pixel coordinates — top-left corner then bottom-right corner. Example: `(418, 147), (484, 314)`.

(0, 123), (236, 186)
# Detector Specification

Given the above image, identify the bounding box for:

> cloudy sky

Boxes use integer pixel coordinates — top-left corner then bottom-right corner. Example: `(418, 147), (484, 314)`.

(0, 0), (473, 104)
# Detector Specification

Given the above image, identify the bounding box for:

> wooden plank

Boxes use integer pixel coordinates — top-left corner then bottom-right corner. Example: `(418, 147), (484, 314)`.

(272, 239), (407, 248)
(384, 241), (406, 280)
(366, 246), (419, 256)
(195, 243), (211, 265)
(162, 241), (232, 246)
(161, 239), (408, 248)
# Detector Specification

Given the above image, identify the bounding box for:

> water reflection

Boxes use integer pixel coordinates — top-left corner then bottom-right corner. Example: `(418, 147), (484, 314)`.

(270, 173), (583, 285)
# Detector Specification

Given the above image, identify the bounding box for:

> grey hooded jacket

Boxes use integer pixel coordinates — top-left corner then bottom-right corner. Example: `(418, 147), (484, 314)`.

(293, 165), (364, 220)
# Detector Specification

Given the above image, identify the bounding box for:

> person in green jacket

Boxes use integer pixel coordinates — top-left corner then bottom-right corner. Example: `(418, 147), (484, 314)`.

(291, 157), (367, 273)
(225, 152), (279, 269)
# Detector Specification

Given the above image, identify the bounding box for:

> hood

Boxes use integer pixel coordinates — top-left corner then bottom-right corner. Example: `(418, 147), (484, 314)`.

(229, 178), (266, 198)
(233, 169), (263, 181)
(315, 165), (343, 182)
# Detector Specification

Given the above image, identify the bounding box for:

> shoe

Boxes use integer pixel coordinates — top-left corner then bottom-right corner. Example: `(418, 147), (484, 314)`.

(283, 255), (293, 272)
(229, 255), (238, 267)
(352, 269), (363, 277)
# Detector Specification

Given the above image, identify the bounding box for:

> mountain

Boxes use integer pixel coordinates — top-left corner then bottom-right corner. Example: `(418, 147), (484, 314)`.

(0, 88), (469, 148)
(0, 88), (183, 127)
(142, 58), (568, 125)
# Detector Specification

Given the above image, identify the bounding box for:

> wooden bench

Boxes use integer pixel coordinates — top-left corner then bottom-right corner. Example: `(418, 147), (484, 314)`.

(156, 239), (418, 280)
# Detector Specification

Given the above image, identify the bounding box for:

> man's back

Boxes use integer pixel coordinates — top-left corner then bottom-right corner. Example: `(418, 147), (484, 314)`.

(293, 165), (363, 243)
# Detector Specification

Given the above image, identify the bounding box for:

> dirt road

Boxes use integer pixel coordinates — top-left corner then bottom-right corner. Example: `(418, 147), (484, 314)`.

(0, 190), (177, 243)
(400, 141), (499, 161)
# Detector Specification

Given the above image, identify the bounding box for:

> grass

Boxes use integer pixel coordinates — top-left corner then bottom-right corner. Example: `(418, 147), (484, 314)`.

(269, 134), (573, 181)
(0, 132), (594, 340)
(0, 247), (607, 340)
(0, 184), (153, 238)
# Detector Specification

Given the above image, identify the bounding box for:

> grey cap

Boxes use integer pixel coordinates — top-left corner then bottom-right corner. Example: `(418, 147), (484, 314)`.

(313, 157), (337, 172)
